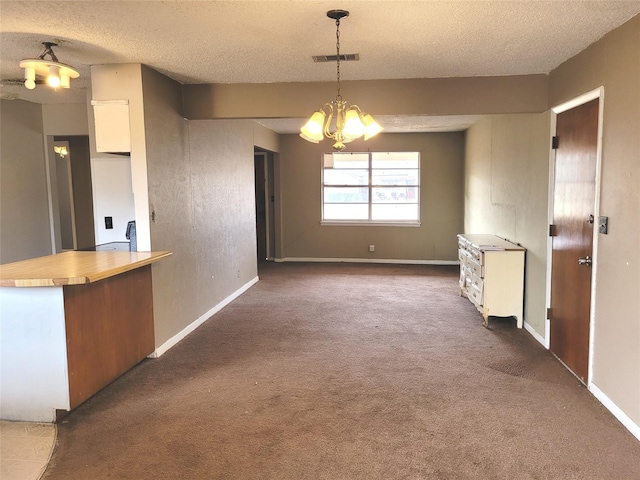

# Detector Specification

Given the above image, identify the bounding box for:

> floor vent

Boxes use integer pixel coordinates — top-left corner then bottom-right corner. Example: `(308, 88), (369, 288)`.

(312, 53), (359, 63)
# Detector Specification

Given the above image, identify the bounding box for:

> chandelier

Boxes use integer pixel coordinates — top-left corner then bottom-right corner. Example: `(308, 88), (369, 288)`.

(299, 10), (383, 151)
(19, 42), (79, 90)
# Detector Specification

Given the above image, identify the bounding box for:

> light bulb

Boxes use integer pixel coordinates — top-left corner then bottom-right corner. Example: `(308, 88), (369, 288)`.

(24, 66), (36, 90)
(60, 73), (71, 88)
(342, 109), (365, 139)
(300, 111), (326, 143)
(361, 113), (383, 140)
(47, 66), (61, 88)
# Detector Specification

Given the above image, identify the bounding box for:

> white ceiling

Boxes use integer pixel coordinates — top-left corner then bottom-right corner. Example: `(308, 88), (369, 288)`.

(1, 0), (639, 133)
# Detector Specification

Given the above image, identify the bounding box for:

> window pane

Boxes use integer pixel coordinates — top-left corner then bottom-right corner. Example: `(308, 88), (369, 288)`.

(372, 187), (419, 203)
(322, 151), (420, 223)
(324, 203), (369, 220)
(372, 152), (419, 169)
(324, 169), (368, 186)
(325, 152), (369, 169)
(372, 203), (419, 221)
(324, 187), (369, 203)
(372, 169), (419, 186)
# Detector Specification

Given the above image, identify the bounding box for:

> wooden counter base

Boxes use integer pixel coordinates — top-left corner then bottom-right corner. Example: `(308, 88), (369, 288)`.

(65, 265), (154, 409)
(0, 251), (170, 422)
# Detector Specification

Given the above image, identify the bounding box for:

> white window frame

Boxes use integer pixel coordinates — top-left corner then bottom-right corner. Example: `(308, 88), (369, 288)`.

(321, 151), (421, 227)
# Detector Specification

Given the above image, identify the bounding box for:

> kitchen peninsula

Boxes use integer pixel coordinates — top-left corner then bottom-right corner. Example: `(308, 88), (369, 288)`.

(0, 250), (171, 422)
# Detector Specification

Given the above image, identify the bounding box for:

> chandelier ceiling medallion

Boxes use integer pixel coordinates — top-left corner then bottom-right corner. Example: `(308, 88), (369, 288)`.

(19, 42), (79, 90)
(300, 10), (383, 151)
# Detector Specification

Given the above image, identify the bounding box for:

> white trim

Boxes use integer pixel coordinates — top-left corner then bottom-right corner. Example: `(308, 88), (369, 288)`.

(524, 320), (548, 349)
(589, 383), (640, 442)
(279, 257), (458, 265)
(150, 276), (259, 358)
(552, 88), (602, 114)
(587, 88), (605, 385)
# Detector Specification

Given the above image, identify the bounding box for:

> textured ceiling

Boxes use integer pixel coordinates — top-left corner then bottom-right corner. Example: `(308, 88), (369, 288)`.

(1, 0), (639, 132)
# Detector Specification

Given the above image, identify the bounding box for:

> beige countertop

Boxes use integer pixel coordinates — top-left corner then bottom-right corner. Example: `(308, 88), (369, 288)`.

(0, 251), (172, 287)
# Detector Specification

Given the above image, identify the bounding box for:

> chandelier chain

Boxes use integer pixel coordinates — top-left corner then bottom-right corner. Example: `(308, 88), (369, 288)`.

(335, 18), (341, 101)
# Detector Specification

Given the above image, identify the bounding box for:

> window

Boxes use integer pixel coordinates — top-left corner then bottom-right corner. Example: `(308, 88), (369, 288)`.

(322, 151), (420, 224)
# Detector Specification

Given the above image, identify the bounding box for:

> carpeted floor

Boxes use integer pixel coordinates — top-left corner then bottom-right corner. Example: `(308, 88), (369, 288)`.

(43, 262), (640, 479)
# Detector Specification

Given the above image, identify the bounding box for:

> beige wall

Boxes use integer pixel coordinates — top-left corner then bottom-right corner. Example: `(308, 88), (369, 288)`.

(0, 100), (52, 263)
(549, 15), (640, 427)
(141, 65), (258, 347)
(464, 113), (551, 335)
(42, 103), (89, 136)
(183, 75), (548, 119)
(278, 132), (464, 261)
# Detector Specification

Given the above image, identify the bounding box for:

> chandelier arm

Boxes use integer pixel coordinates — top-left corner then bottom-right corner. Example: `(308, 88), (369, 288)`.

(323, 103), (335, 139)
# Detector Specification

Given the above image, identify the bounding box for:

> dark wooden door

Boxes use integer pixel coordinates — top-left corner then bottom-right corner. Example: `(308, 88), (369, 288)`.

(549, 98), (599, 383)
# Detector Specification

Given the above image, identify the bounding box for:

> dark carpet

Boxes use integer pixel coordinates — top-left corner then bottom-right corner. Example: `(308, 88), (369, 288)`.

(43, 262), (640, 479)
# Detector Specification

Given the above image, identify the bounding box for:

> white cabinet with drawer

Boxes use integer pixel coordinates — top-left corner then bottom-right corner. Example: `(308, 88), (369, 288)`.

(457, 234), (525, 328)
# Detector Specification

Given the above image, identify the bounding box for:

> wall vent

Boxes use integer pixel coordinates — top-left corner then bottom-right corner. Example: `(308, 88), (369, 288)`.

(312, 53), (360, 63)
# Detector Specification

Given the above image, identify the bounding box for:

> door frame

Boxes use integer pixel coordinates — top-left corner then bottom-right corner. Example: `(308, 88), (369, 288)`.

(545, 86), (604, 386)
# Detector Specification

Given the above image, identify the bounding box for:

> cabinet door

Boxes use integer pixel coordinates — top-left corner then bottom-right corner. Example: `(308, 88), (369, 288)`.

(92, 101), (131, 153)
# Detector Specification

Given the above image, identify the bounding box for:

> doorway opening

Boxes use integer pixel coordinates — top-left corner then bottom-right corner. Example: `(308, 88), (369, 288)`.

(48, 135), (95, 252)
(254, 149), (276, 263)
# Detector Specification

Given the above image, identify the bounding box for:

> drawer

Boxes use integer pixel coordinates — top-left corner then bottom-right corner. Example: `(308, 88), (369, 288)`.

(469, 278), (483, 306)
(468, 284), (483, 306)
(469, 273), (483, 294)
(467, 257), (484, 278)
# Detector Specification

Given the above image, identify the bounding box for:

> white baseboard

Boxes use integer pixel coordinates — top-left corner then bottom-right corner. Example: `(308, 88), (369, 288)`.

(524, 320), (549, 349)
(524, 319), (640, 442)
(277, 257), (458, 265)
(149, 275), (259, 358)
(589, 383), (640, 442)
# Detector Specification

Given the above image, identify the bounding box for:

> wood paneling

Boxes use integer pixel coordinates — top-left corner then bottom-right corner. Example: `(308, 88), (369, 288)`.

(64, 266), (155, 409)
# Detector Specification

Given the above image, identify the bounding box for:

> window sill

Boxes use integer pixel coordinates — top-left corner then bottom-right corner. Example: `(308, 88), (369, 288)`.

(321, 221), (421, 227)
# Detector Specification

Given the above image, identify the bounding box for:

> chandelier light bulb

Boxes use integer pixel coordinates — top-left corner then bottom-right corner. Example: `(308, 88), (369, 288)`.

(342, 109), (366, 139)
(47, 65), (61, 88)
(361, 113), (384, 141)
(24, 66), (36, 90)
(299, 111), (326, 143)
(60, 72), (71, 88)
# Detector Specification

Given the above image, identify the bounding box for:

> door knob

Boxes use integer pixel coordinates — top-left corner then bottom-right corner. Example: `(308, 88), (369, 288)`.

(578, 256), (592, 266)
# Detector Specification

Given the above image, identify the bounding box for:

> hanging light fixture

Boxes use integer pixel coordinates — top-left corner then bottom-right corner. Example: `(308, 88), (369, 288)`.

(54, 145), (68, 158)
(19, 42), (79, 91)
(300, 10), (383, 151)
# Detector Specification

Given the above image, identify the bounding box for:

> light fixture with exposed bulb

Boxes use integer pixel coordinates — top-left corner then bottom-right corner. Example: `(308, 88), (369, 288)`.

(19, 42), (79, 91)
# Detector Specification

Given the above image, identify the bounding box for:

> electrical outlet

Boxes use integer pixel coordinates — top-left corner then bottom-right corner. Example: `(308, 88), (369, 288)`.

(369, 245), (375, 252)
(105, 216), (113, 229)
